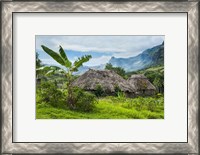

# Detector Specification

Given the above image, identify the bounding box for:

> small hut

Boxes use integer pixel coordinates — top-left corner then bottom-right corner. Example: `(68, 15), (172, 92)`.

(128, 74), (156, 95)
(72, 69), (135, 96)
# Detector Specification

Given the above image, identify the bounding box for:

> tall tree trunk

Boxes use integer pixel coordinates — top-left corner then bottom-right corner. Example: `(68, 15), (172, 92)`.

(67, 84), (75, 109)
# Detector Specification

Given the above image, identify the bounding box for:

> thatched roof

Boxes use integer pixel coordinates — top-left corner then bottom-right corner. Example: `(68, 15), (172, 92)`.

(72, 69), (135, 93)
(128, 74), (156, 90)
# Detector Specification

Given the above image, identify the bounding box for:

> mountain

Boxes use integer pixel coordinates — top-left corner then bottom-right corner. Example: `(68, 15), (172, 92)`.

(109, 42), (164, 72)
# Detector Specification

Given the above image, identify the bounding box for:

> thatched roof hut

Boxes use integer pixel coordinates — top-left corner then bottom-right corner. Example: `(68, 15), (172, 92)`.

(72, 69), (135, 94)
(128, 74), (156, 95)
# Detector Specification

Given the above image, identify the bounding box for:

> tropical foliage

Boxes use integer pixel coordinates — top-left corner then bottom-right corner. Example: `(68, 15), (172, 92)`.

(37, 45), (92, 110)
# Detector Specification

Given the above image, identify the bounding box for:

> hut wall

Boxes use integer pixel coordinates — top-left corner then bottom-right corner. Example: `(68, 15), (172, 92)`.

(144, 90), (156, 95)
(125, 92), (135, 98)
(135, 89), (156, 96)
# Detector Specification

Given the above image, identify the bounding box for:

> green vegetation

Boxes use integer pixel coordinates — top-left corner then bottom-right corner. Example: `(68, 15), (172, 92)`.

(95, 84), (105, 97)
(37, 80), (97, 112)
(37, 45), (92, 110)
(36, 95), (164, 119)
(37, 81), (66, 108)
(36, 52), (42, 68)
(114, 85), (122, 96)
(105, 63), (126, 78)
(71, 87), (97, 112)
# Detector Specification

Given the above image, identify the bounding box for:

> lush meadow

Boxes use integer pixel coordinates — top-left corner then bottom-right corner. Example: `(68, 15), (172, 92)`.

(36, 81), (164, 119)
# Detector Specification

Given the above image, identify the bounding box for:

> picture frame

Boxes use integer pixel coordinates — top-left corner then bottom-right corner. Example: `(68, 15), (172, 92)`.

(1, 1), (199, 154)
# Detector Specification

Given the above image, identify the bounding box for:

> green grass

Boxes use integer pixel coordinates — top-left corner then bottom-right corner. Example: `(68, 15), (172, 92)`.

(125, 65), (164, 79)
(144, 66), (164, 72)
(36, 96), (164, 119)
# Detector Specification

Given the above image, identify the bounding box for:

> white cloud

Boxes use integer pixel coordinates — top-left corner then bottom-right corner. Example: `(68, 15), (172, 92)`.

(84, 56), (111, 66)
(41, 56), (111, 67)
(36, 35), (164, 55)
(36, 36), (125, 53)
(41, 59), (60, 66)
(55, 43), (125, 53)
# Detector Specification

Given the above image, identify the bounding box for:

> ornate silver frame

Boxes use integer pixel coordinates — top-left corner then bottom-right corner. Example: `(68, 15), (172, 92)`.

(1, 1), (199, 154)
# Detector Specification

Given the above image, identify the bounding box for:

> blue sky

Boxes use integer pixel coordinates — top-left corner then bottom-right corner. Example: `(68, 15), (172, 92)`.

(36, 35), (164, 66)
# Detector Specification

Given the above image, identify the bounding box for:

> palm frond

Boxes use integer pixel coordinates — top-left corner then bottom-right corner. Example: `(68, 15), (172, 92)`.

(36, 65), (66, 76)
(59, 45), (72, 67)
(41, 45), (65, 66)
(71, 55), (92, 72)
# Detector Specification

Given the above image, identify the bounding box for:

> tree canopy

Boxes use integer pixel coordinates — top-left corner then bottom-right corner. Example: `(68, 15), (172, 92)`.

(105, 63), (126, 78)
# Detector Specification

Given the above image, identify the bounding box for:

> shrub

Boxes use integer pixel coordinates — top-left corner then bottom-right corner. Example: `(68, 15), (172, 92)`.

(156, 93), (163, 98)
(114, 85), (122, 96)
(37, 81), (66, 108)
(71, 87), (97, 112)
(117, 91), (126, 101)
(95, 84), (104, 97)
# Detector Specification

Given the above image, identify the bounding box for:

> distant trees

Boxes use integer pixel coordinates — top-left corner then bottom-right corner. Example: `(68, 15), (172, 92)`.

(36, 52), (45, 79)
(144, 71), (164, 93)
(105, 63), (126, 78)
(153, 74), (164, 93)
(36, 52), (42, 68)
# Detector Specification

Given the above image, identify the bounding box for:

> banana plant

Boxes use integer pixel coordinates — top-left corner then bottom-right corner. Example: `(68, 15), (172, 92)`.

(37, 45), (92, 108)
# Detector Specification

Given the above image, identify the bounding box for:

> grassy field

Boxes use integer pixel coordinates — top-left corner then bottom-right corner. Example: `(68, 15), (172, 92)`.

(36, 96), (164, 119)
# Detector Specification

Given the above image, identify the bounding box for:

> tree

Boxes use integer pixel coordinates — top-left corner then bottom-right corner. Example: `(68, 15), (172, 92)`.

(36, 52), (44, 79)
(37, 45), (92, 109)
(36, 52), (42, 68)
(105, 63), (126, 78)
(153, 75), (163, 93)
(105, 63), (113, 70)
(145, 71), (164, 93)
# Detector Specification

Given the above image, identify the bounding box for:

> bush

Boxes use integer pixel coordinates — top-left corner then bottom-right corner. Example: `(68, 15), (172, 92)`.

(156, 93), (163, 98)
(114, 85), (122, 96)
(37, 81), (66, 108)
(116, 92), (126, 101)
(71, 87), (97, 112)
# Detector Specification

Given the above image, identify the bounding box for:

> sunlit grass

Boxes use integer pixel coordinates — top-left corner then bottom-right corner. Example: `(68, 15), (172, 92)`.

(36, 96), (164, 119)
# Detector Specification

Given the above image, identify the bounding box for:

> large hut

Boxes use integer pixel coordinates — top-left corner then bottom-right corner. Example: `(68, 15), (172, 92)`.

(128, 74), (156, 95)
(72, 69), (135, 96)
